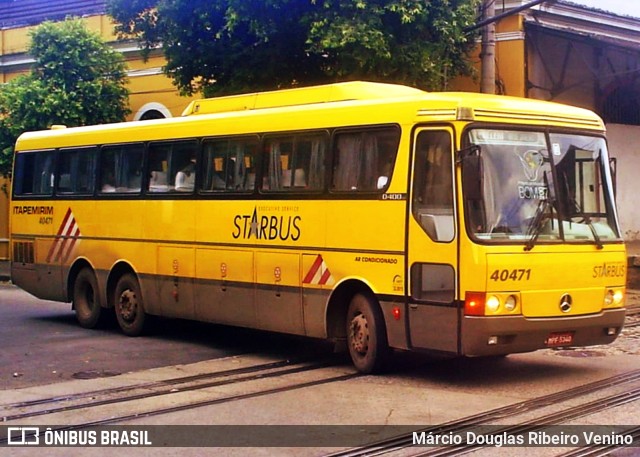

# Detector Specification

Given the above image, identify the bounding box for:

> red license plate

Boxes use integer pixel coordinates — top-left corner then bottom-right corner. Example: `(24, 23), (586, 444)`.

(545, 332), (574, 347)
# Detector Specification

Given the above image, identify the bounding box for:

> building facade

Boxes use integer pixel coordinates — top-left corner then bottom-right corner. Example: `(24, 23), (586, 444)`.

(0, 0), (195, 258)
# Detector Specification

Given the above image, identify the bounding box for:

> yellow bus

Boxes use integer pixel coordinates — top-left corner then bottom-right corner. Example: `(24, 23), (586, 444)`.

(10, 81), (626, 373)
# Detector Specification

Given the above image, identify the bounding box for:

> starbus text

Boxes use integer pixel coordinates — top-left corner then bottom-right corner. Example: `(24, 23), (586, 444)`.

(232, 208), (301, 241)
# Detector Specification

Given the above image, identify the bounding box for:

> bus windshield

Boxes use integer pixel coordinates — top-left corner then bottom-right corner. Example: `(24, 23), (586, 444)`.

(465, 128), (620, 247)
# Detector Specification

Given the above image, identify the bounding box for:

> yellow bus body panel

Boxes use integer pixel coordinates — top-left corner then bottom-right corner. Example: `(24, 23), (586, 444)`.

(486, 251), (626, 317)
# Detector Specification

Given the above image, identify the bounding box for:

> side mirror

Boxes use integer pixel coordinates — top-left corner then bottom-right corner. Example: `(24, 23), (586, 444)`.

(462, 154), (484, 201)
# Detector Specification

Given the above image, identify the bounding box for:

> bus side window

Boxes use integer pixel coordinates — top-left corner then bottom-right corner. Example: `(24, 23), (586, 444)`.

(56, 147), (97, 195)
(99, 144), (144, 194)
(202, 137), (258, 192)
(331, 127), (399, 192)
(263, 138), (292, 191)
(412, 131), (454, 242)
(293, 134), (326, 190)
(148, 140), (198, 193)
(202, 140), (228, 190)
(262, 133), (326, 192)
(13, 150), (55, 196)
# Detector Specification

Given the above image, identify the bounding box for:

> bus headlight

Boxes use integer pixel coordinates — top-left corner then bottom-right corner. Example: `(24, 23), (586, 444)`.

(464, 292), (521, 316)
(604, 288), (625, 308)
(486, 295), (500, 312)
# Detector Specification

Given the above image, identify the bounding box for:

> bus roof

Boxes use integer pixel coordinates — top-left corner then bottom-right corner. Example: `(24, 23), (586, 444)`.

(181, 81), (426, 116)
(14, 82), (605, 151)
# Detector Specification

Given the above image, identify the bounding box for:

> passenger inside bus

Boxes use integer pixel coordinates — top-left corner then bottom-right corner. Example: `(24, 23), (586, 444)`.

(101, 170), (116, 192)
(175, 158), (196, 191)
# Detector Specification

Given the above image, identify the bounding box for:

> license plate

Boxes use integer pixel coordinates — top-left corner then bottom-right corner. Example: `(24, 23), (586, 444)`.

(545, 332), (574, 347)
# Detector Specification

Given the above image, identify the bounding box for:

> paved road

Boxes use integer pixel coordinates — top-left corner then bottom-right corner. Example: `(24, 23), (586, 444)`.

(1, 285), (639, 457)
(0, 284), (332, 390)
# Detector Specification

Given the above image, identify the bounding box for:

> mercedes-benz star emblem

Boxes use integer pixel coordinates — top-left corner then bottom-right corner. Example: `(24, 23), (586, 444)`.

(559, 293), (572, 313)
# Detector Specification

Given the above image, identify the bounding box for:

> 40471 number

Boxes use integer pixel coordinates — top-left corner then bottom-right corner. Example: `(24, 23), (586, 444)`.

(490, 269), (531, 282)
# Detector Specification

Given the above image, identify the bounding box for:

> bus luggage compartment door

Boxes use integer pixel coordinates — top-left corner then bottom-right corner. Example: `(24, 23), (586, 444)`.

(195, 248), (255, 327)
(157, 246), (195, 319)
(255, 251), (303, 334)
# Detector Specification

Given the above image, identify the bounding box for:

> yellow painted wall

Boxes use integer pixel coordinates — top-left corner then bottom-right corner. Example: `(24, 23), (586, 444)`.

(450, 15), (526, 97)
(0, 13), (197, 255)
(1, 26), (34, 55)
(0, 14), (193, 118)
(0, 15), (116, 55)
(496, 15), (526, 97)
(126, 54), (196, 118)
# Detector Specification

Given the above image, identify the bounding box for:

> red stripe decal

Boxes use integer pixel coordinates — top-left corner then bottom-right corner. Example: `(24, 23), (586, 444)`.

(303, 255), (323, 284)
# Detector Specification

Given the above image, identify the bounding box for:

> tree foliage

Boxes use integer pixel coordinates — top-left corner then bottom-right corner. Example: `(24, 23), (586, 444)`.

(107, 0), (480, 97)
(0, 19), (130, 177)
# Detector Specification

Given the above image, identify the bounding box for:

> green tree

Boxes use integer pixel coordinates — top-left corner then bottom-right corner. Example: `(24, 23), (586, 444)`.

(0, 19), (130, 177)
(107, 0), (479, 97)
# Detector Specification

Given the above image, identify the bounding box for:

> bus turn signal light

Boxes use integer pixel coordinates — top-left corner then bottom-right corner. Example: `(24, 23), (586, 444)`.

(464, 292), (486, 316)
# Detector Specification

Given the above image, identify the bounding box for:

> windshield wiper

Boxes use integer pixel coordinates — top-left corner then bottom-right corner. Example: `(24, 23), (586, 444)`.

(524, 197), (552, 251)
(567, 194), (604, 250)
(579, 215), (604, 250)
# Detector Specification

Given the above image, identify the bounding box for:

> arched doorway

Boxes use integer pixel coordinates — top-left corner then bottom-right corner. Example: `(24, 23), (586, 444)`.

(133, 102), (173, 121)
(139, 109), (166, 121)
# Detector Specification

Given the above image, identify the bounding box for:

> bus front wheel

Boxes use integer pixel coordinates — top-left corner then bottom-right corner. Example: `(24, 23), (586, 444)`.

(114, 273), (146, 336)
(73, 268), (102, 329)
(346, 293), (389, 374)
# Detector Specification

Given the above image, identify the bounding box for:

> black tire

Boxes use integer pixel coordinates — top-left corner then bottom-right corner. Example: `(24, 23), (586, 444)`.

(113, 273), (146, 336)
(346, 293), (389, 374)
(73, 268), (102, 329)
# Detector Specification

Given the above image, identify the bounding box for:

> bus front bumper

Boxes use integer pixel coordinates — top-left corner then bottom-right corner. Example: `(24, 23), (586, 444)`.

(460, 308), (626, 357)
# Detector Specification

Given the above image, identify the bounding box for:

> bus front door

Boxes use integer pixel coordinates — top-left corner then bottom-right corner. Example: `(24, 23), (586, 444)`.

(407, 128), (459, 353)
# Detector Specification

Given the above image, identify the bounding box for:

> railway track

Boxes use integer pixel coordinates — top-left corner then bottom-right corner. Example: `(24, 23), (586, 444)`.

(1, 300), (638, 452)
(555, 426), (640, 457)
(0, 355), (359, 444)
(622, 306), (640, 329)
(325, 304), (640, 457)
(327, 369), (640, 457)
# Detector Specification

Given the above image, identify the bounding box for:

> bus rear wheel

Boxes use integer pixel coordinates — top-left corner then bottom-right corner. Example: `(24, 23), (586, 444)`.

(114, 273), (146, 336)
(346, 293), (389, 374)
(73, 268), (102, 329)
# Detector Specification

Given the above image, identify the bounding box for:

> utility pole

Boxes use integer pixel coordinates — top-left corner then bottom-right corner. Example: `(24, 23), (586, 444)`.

(473, 0), (556, 94)
(480, 0), (496, 94)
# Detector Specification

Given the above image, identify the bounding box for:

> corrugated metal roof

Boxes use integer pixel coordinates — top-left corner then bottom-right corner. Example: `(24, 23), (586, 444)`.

(560, 0), (640, 20)
(0, 0), (107, 29)
(523, 1), (640, 49)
